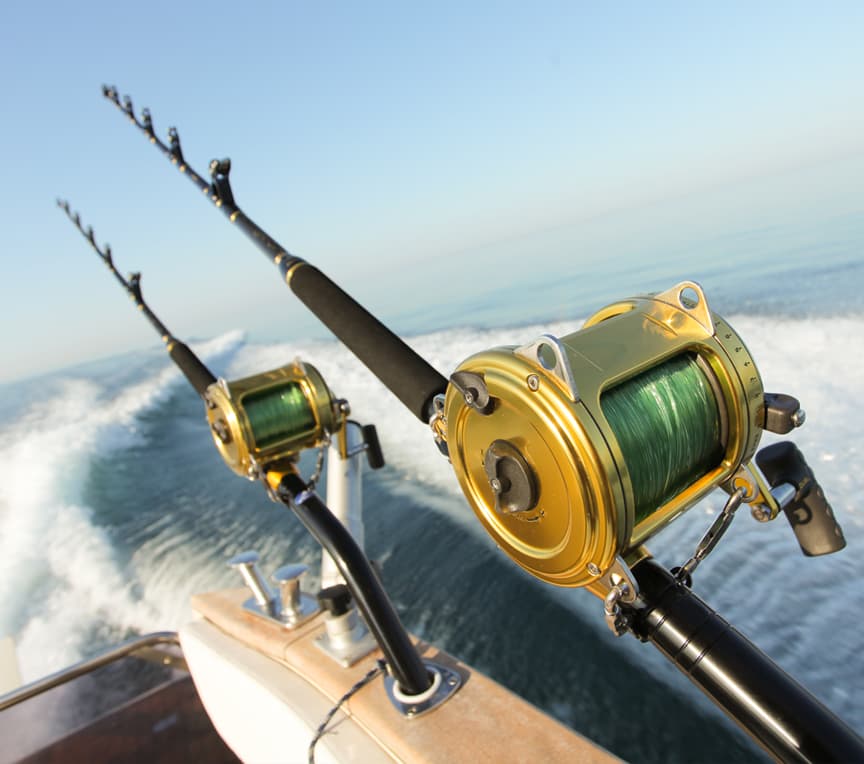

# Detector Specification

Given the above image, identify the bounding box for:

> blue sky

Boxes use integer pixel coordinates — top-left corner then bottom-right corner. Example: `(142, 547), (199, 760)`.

(1, 2), (862, 382)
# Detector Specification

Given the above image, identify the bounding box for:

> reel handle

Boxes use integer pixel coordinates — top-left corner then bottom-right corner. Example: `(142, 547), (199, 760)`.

(755, 442), (846, 556)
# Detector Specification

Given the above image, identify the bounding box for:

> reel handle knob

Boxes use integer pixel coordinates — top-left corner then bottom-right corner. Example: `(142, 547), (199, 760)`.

(755, 442), (846, 556)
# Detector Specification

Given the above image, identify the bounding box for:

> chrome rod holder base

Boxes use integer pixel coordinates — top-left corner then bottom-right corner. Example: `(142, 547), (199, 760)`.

(384, 661), (462, 718)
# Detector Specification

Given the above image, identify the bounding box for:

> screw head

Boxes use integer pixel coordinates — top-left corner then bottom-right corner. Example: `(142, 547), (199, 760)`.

(527, 374), (540, 391)
(587, 563), (601, 576)
(211, 419), (232, 444)
(490, 478), (503, 494)
(751, 505), (772, 523)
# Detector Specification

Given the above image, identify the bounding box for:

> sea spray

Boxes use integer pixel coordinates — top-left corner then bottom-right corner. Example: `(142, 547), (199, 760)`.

(0, 331), (245, 680)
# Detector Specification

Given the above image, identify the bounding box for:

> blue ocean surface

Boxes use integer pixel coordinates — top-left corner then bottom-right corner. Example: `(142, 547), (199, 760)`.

(0, 160), (862, 762)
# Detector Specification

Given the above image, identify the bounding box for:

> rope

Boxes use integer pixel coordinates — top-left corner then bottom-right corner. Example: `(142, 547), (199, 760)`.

(308, 659), (387, 764)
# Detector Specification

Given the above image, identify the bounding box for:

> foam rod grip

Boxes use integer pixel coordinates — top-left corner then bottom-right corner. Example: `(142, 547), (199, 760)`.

(288, 265), (447, 422)
(756, 442), (847, 556)
(168, 341), (217, 397)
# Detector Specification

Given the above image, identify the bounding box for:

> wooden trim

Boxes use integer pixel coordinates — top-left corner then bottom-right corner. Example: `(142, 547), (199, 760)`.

(191, 589), (619, 763)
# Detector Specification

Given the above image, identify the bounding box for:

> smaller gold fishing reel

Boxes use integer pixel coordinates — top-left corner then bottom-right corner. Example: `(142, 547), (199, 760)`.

(438, 282), (794, 599)
(204, 359), (344, 478)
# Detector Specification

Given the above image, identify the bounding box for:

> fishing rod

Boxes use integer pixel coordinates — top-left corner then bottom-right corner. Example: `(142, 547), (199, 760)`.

(103, 87), (863, 761)
(58, 202), (433, 698)
(57, 199), (216, 397)
(101, 85), (446, 424)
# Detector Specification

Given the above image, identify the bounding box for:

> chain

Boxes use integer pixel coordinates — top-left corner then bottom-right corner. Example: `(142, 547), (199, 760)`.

(305, 436), (330, 492)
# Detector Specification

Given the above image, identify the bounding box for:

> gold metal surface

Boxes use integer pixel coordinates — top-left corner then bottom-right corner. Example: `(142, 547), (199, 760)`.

(728, 463), (780, 519)
(444, 282), (766, 593)
(284, 261), (305, 284)
(204, 360), (342, 477)
(445, 350), (624, 588)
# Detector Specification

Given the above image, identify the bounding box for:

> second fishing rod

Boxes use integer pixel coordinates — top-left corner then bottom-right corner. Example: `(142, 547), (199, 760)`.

(59, 201), (433, 698)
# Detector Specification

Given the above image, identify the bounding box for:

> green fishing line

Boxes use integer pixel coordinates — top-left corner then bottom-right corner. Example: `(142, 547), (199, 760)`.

(601, 354), (723, 524)
(243, 382), (316, 449)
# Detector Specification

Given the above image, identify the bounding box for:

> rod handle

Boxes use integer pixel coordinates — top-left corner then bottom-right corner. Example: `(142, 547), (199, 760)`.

(287, 264), (447, 422)
(279, 472), (431, 696)
(167, 340), (217, 397)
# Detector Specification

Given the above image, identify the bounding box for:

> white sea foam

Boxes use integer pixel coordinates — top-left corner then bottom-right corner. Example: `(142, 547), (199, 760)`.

(0, 332), (244, 680)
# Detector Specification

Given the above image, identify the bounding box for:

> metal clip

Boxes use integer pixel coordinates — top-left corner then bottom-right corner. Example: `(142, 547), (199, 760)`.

(675, 487), (747, 584)
(604, 584), (633, 637)
(429, 394), (449, 458)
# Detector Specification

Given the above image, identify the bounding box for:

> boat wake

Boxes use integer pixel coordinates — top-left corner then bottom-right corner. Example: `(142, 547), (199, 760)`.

(0, 331), (245, 680)
(1, 315), (862, 733)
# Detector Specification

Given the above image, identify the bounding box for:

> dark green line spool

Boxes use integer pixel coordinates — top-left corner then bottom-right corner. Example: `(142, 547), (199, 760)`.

(243, 382), (316, 449)
(601, 353), (723, 524)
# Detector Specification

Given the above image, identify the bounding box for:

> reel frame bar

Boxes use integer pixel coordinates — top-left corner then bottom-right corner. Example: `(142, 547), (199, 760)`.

(102, 86), (447, 423)
(57, 199), (216, 396)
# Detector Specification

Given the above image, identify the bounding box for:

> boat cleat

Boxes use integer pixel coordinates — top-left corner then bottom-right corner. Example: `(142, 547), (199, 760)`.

(228, 551), (320, 628)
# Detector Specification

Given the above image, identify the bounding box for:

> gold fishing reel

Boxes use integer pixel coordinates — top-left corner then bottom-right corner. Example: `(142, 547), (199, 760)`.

(204, 359), (344, 478)
(438, 282), (780, 597)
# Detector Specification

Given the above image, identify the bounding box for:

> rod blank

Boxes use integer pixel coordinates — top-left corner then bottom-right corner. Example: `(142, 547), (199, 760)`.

(103, 86), (447, 422)
(57, 199), (216, 397)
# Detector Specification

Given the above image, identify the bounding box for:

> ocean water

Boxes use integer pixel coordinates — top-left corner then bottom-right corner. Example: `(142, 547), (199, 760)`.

(1, 165), (862, 762)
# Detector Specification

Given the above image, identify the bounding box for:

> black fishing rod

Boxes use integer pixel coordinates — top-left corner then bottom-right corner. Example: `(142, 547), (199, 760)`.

(102, 87), (863, 761)
(59, 202), (432, 698)
(102, 86), (446, 424)
(57, 199), (216, 397)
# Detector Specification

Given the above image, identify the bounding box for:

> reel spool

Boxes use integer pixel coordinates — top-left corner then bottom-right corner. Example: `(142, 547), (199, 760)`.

(204, 359), (343, 478)
(442, 282), (767, 597)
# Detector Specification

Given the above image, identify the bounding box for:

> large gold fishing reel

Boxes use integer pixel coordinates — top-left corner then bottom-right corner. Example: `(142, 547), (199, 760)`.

(439, 282), (777, 597)
(204, 359), (344, 478)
